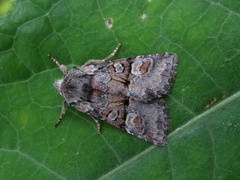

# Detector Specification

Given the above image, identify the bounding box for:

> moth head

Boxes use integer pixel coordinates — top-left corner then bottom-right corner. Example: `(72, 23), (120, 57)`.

(54, 79), (64, 95)
(56, 66), (93, 105)
(49, 54), (93, 105)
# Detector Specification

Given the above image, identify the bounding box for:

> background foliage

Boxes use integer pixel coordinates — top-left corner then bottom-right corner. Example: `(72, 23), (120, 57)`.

(0, 0), (240, 179)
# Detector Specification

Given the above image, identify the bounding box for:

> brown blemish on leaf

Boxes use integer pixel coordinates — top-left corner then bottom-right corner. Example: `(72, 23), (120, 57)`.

(221, 91), (227, 98)
(141, 12), (147, 20)
(105, 18), (113, 29)
(204, 97), (217, 108)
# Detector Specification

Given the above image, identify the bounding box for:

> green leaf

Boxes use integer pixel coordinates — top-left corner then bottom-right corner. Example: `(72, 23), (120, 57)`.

(0, 0), (13, 15)
(1, 0), (240, 179)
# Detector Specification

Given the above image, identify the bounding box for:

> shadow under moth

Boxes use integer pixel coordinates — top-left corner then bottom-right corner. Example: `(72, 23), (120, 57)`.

(49, 44), (178, 146)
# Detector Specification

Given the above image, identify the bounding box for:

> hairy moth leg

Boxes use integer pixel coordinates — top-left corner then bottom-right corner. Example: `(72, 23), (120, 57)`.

(103, 44), (121, 61)
(55, 100), (66, 128)
(90, 115), (101, 134)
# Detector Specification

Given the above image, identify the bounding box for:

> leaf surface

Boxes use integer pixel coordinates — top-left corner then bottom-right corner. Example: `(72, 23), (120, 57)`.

(0, 0), (240, 179)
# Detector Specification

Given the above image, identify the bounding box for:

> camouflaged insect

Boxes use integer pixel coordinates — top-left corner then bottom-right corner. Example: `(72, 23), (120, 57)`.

(49, 44), (178, 146)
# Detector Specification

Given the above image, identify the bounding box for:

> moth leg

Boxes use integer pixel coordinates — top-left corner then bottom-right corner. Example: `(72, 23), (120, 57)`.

(48, 54), (68, 75)
(55, 100), (66, 128)
(91, 116), (101, 134)
(103, 44), (121, 61)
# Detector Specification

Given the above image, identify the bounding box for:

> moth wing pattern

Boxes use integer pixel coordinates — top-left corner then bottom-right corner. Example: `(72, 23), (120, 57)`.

(126, 98), (170, 145)
(128, 53), (178, 101)
(78, 52), (177, 145)
(50, 45), (178, 146)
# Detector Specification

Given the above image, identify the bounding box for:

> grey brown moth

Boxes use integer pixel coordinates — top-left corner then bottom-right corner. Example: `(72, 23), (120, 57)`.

(49, 44), (178, 145)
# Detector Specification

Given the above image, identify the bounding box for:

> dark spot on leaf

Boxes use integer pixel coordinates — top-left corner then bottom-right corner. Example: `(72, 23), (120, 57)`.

(106, 18), (113, 29)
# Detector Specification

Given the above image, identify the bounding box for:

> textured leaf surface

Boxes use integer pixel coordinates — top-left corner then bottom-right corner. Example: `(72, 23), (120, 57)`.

(0, 0), (240, 179)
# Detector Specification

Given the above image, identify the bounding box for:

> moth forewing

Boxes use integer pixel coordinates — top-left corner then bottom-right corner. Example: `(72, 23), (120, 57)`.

(49, 45), (178, 145)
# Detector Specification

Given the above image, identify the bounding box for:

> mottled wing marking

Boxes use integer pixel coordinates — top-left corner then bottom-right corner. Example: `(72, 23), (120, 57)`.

(51, 45), (178, 146)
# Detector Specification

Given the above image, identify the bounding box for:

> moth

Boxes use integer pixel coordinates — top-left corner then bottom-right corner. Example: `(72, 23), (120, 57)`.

(49, 44), (178, 145)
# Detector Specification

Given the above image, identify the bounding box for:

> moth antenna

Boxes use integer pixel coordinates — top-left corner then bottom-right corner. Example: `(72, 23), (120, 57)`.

(103, 44), (121, 61)
(48, 54), (68, 75)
